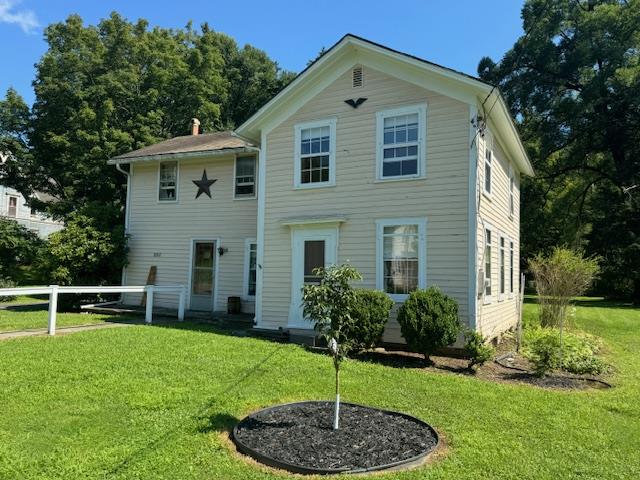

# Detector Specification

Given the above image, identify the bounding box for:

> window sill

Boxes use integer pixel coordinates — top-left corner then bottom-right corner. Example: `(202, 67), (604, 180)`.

(293, 182), (336, 190)
(233, 195), (257, 201)
(498, 294), (505, 302)
(483, 296), (493, 305)
(374, 175), (426, 184)
(482, 190), (492, 201)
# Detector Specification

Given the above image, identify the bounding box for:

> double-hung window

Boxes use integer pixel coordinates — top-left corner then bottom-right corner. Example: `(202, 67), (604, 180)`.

(376, 104), (426, 180)
(294, 119), (336, 188)
(235, 156), (256, 198)
(376, 218), (427, 302)
(484, 227), (492, 303)
(159, 161), (178, 201)
(484, 136), (493, 196)
(7, 196), (17, 217)
(510, 240), (515, 297)
(499, 235), (506, 300)
(244, 239), (257, 298)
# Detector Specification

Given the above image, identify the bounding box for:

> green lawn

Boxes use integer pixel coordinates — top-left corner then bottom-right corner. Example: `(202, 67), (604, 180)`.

(0, 300), (638, 479)
(0, 307), (114, 332)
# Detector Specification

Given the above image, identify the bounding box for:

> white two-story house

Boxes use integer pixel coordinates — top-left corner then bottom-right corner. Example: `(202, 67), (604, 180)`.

(109, 35), (534, 344)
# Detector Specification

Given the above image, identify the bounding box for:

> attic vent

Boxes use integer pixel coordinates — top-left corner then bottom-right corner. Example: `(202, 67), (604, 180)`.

(352, 66), (363, 88)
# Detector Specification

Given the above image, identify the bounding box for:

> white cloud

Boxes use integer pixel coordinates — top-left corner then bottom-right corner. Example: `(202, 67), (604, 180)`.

(0, 0), (39, 34)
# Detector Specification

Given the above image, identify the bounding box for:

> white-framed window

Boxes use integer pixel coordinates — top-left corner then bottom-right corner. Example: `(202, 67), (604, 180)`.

(509, 166), (515, 218)
(376, 104), (426, 180)
(509, 240), (515, 298)
(243, 239), (257, 298)
(376, 217), (427, 302)
(234, 155), (256, 198)
(158, 161), (178, 201)
(484, 226), (493, 304)
(7, 196), (18, 217)
(499, 235), (506, 301)
(484, 134), (493, 196)
(294, 118), (336, 188)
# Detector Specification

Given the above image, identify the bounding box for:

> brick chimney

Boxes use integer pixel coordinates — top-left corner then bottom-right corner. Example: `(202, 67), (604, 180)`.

(191, 118), (201, 136)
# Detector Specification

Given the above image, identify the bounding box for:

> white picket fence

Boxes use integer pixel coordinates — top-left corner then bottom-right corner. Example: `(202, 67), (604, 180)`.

(0, 285), (186, 335)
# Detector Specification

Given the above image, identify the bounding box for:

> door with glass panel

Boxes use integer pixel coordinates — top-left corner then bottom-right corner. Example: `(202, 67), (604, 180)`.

(190, 241), (216, 311)
(289, 228), (337, 327)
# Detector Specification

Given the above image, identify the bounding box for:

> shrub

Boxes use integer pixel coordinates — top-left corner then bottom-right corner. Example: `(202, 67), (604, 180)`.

(523, 327), (609, 377)
(0, 218), (41, 279)
(464, 329), (495, 371)
(529, 248), (599, 328)
(0, 277), (17, 302)
(347, 289), (394, 352)
(397, 286), (460, 364)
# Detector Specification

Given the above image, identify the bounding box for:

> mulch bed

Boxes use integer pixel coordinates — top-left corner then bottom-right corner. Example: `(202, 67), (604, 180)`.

(232, 401), (439, 474)
(354, 339), (611, 390)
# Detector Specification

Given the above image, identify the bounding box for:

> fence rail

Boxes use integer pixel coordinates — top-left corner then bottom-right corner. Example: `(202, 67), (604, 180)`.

(0, 285), (186, 335)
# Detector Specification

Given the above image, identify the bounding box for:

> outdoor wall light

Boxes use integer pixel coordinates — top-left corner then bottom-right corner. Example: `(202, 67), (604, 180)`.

(218, 246), (228, 256)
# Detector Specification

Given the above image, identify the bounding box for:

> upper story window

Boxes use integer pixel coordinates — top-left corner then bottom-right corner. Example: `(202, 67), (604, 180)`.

(7, 196), (17, 217)
(484, 135), (493, 196)
(376, 104), (426, 180)
(158, 161), (178, 201)
(376, 217), (427, 302)
(294, 118), (336, 189)
(509, 166), (515, 217)
(235, 156), (256, 198)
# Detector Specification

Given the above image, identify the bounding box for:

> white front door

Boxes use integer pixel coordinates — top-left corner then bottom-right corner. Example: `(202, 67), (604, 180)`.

(288, 227), (338, 328)
(190, 240), (216, 311)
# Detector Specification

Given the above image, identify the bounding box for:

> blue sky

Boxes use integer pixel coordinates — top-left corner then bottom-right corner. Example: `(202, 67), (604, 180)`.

(0, 0), (525, 106)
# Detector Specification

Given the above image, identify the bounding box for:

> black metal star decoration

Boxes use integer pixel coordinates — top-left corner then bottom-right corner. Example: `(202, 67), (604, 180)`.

(192, 170), (217, 199)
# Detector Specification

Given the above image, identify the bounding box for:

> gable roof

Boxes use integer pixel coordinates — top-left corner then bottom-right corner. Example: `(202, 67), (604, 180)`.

(236, 34), (534, 176)
(108, 131), (257, 164)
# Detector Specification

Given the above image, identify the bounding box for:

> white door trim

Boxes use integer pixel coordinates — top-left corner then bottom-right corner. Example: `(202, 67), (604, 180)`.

(187, 238), (220, 312)
(288, 225), (339, 328)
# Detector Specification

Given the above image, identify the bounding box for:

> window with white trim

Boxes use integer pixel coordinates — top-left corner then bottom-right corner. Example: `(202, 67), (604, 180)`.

(509, 166), (515, 217)
(484, 137), (493, 195)
(484, 228), (492, 301)
(376, 105), (426, 180)
(235, 156), (256, 198)
(159, 161), (177, 201)
(244, 240), (257, 297)
(510, 240), (514, 296)
(499, 235), (506, 299)
(7, 196), (17, 217)
(294, 119), (336, 188)
(376, 218), (426, 301)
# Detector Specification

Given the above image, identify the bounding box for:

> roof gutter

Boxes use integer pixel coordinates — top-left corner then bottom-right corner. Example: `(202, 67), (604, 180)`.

(107, 146), (260, 165)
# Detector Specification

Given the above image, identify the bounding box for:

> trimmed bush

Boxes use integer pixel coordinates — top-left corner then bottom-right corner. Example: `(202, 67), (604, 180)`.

(347, 289), (394, 352)
(397, 287), (460, 364)
(464, 329), (495, 371)
(523, 327), (609, 377)
(0, 277), (17, 302)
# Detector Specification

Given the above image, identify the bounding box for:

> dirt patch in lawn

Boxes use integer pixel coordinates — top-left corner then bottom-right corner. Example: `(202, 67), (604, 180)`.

(354, 340), (611, 390)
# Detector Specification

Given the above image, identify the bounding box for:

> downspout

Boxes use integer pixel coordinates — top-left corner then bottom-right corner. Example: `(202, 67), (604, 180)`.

(115, 162), (131, 298)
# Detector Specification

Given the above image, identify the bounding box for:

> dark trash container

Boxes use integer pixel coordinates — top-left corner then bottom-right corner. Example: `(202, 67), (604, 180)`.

(227, 296), (241, 314)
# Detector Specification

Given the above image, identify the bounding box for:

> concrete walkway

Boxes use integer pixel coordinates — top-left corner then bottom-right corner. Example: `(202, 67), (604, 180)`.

(0, 321), (134, 341)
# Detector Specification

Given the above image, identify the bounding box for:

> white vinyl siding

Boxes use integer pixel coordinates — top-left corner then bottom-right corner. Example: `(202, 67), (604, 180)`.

(376, 104), (426, 180)
(125, 156), (256, 314)
(261, 65), (470, 343)
(293, 118), (336, 188)
(158, 161), (178, 201)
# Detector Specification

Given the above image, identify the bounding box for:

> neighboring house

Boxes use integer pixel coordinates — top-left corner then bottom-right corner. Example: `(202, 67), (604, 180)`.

(108, 35), (534, 344)
(0, 185), (63, 238)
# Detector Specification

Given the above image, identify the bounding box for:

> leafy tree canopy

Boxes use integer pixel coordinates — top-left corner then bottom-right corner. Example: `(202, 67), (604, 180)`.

(479, 0), (640, 300)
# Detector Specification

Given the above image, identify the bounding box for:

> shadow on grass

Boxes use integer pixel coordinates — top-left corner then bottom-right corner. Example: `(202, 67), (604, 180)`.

(0, 303), (49, 313)
(523, 296), (637, 310)
(197, 412), (240, 434)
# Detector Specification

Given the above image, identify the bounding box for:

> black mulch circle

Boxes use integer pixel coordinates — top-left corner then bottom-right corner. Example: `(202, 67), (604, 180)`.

(232, 401), (439, 475)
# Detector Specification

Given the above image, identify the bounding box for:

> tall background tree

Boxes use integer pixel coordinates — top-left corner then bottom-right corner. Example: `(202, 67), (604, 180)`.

(0, 12), (294, 285)
(478, 0), (640, 301)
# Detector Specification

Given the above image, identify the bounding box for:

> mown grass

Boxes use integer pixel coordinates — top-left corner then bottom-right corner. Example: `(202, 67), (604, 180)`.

(0, 299), (638, 479)
(0, 307), (114, 332)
